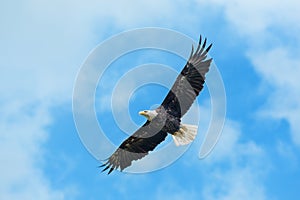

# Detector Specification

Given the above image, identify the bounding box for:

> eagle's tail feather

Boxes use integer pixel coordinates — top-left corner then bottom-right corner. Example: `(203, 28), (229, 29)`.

(172, 124), (198, 146)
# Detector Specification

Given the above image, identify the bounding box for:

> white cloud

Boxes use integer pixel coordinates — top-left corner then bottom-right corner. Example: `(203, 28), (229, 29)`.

(0, 1), (98, 199)
(0, 0), (212, 198)
(146, 117), (270, 200)
(198, 0), (300, 146)
(198, 0), (300, 37)
(248, 48), (300, 145)
(4, 0), (295, 198)
(175, 95), (265, 199)
(202, 120), (269, 200)
(203, 167), (267, 200)
(276, 141), (299, 169)
(0, 102), (66, 200)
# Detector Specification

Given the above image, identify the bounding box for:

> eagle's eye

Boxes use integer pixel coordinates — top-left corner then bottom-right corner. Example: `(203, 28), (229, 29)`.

(144, 110), (148, 113)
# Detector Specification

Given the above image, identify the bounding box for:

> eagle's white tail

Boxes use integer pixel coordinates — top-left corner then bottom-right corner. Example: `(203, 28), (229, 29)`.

(172, 124), (198, 146)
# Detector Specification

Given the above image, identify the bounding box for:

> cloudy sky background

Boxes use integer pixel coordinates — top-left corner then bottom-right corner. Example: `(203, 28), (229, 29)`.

(1, 0), (300, 199)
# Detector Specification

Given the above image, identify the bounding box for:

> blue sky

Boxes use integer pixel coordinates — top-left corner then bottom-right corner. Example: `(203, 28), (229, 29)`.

(1, 0), (300, 199)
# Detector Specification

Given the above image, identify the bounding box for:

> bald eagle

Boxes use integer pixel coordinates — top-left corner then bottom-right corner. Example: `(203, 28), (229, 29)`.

(100, 36), (212, 174)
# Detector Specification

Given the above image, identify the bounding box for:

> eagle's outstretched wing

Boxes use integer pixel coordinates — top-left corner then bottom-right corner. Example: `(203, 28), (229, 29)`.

(160, 36), (212, 118)
(100, 36), (212, 174)
(100, 119), (168, 174)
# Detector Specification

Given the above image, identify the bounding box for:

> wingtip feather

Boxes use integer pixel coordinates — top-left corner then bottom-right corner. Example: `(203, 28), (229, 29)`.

(108, 167), (114, 174)
(188, 45), (194, 60)
(206, 43), (213, 53)
(199, 35), (202, 45)
(202, 38), (207, 49)
(101, 165), (110, 172)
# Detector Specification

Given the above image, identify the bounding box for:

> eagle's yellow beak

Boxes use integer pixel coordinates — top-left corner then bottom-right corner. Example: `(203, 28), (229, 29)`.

(139, 111), (146, 116)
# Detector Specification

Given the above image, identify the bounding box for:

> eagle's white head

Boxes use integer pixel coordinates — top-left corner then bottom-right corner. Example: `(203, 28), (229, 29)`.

(139, 110), (158, 121)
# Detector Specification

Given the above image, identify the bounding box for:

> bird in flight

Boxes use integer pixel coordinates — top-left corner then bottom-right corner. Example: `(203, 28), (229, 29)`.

(100, 36), (213, 174)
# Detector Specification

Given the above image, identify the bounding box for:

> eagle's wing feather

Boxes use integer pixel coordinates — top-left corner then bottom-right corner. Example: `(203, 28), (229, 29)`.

(160, 36), (212, 118)
(100, 119), (168, 174)
(100, 35), (212, 174)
